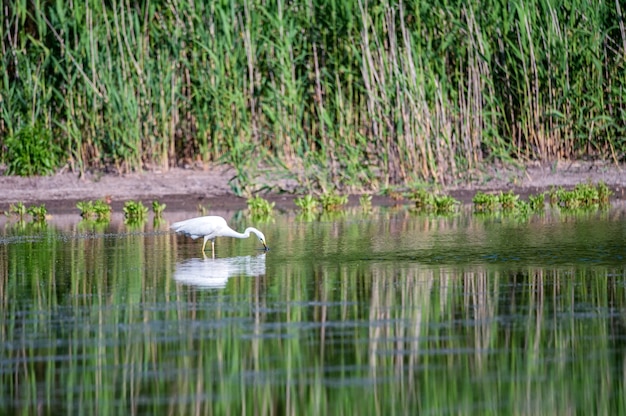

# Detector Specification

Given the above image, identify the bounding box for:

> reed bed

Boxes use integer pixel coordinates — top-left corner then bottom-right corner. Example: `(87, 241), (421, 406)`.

(2, 0), (625, 190)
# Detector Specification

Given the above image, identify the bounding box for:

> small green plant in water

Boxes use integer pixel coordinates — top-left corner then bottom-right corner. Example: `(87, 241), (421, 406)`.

(515, 200), (532, 217)
(78, 199), (111, 220)
(247, 196), (274, 217)
(528, 193), (545, 211)
(409, 189), (458, 214)
(123, 200), (148, 221)
(295, 195), (318, 213)
(596, 181), (612, 205)
(472, 192), (499, 212)
(93, 200), (112, 220)
(498, 190), (519, 210)
(27, 204), (48, 222)
(359, 194), (373, 211)
(152, 200), (167, 217)
(6, 202), (27, 220)
(548, 186), (560, 207)
(432, 195), (459, 214)
(77, 201), (96, 219)
(549, 182), (612, 210)
(408, 189), (435, 210)
(381, 186), (405, 201)
(319, 191), (348, 212)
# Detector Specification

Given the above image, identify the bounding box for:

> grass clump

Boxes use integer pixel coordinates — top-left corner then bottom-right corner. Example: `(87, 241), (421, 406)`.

(247, 196), (275, 217)
(528, 193), (545, 211)
(472, 192), (499, 212)
(498, 191), (519, 210)
(123, 201), (148, 222)
(474, 190), (545, 216)
(359, 195), (373, 211)
(319, 191), (349, 212)
(152, 201), (167, 217)
(4, 124), (61, 176)
(295, 195), (319, 213)
(77, 199), (112, 221)
(5, 202), (27, 220)
(5, 202), (49, 222)
(27, 204), (48, 222)
(408, 189), (459, 214)
(549, 182), (612, 210)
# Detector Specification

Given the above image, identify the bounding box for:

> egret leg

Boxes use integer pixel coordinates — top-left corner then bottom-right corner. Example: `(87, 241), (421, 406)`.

(202, 236), (209, 253)
(211, 240), (216, 258)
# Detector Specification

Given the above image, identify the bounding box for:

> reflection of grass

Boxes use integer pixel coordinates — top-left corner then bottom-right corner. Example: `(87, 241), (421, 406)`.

(1, 210), (625, 415)
(408, 189), (459, 214)
(77, 218), (110, 233)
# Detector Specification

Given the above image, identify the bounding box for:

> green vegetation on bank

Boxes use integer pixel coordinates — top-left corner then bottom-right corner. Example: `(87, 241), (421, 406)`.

(2, 0), (625, 193)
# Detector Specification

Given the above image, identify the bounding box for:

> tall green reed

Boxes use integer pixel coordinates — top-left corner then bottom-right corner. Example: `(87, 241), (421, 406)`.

(1, 0), (624, 188)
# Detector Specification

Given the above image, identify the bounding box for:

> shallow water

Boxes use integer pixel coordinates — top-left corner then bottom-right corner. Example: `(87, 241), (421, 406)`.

(2, 205), (626, 414)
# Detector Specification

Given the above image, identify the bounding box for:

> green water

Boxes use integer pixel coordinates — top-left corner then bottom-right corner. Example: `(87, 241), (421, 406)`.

(2, 206), (626, 415)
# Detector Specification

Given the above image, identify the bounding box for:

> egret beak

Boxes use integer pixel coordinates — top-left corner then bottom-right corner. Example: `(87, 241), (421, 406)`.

(262, 241), (270, 251)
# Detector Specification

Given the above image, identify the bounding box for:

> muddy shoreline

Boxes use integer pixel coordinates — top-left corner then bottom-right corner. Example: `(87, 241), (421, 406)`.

(1, 161), (624, 214)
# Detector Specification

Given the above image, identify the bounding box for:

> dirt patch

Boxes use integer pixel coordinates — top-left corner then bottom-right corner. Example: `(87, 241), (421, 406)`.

(0, 161), (624, 214)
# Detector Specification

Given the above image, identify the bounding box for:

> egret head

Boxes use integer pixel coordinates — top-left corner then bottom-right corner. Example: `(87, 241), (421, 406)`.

(249, 228), (269, 251)
(258, 233), (269, 251)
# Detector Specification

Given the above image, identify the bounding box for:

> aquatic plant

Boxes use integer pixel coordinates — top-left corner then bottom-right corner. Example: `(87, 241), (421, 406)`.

(93, 200), (112, 221)
(319, 191), (349, 212)
(409, 189), (459, 214)
(27, 204), (48, 222)
(408, 189), (435, 210)
(152, 201), (167, 217)
(498, 190), (519, 210)
(380, 187), (405, 201)
(5, 202), (27, 220)
(596, 181), (612, 205)
(77, 199), (112, 220)
(432, 195), (459, 214)
(472, 192), (499, 212)
(548, 186), (560, 207)
(247, 196), (274, 217)
(123, 201), (148, 221)
(76, 201), (96, 219)
(528, 193), (545, 211)
(294, 195), (318, 213)
(359, 195), (373, 211)
(549, 182), (613, 210)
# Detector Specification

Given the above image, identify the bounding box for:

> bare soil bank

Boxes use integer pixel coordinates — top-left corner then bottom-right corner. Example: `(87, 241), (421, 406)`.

(0, 161), (624, 214)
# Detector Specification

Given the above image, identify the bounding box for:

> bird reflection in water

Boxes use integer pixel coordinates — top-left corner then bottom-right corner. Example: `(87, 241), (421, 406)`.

(173, 253), (266, 289)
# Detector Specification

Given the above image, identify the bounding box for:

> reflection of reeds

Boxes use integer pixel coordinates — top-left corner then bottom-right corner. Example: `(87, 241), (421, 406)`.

(2, 213), (626, 414)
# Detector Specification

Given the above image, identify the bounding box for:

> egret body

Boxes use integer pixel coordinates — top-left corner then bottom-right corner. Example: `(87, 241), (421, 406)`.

(170, 215), (268, 256)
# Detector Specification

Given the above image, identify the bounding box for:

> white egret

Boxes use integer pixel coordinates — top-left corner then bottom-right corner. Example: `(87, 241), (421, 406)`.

(170, 215), (268, 256)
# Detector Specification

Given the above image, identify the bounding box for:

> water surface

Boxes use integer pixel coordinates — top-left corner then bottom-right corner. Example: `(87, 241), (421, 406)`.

(1, 205), (626, 414)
